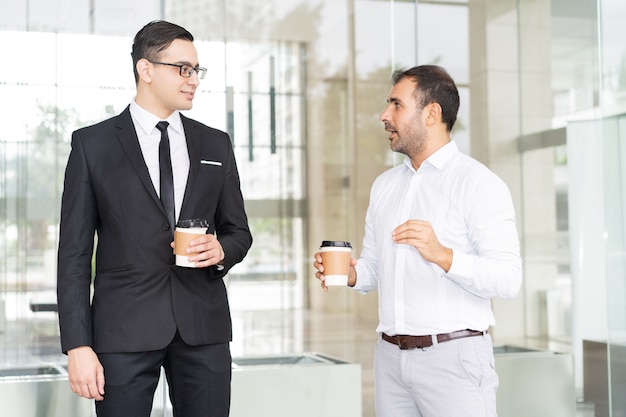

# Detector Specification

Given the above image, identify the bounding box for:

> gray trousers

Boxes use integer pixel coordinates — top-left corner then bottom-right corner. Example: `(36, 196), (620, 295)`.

(374, 332), (498, 417)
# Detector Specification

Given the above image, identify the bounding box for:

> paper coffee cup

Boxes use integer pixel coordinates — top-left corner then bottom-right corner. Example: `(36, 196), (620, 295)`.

(319, 240), (352, 286)
(174, 219), (209, 267)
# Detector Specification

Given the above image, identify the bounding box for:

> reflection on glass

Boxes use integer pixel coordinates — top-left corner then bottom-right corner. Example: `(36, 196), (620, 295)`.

(0, 30), (307, 366)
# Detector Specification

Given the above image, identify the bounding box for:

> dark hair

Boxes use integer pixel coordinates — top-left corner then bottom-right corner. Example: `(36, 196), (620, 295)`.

(131, 20), (194, 83)
(392, 65), (460, 132)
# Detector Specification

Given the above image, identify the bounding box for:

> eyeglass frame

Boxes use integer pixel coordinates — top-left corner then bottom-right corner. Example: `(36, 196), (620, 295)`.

(148, 60), (207, 79)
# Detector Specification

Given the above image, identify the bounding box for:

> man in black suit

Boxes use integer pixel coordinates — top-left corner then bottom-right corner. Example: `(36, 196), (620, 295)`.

(56, 20), (252, 417)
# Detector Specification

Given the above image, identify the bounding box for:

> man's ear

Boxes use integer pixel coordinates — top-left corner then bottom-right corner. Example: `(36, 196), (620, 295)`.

(425, 102), (442, 126)
(136, 59), (152, 84)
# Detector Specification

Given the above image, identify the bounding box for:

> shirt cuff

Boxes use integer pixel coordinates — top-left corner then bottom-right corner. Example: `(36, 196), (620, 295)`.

(446, 250), (476, 285)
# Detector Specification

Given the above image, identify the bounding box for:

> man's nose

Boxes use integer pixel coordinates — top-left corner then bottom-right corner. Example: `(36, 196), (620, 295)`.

(188, 72), (200, 85)
(380, 108), (389, 122)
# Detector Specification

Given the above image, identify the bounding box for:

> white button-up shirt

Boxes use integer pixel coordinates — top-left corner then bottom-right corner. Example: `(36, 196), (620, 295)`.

(130, 99), (190, 224)
(354, 140), (522, 336)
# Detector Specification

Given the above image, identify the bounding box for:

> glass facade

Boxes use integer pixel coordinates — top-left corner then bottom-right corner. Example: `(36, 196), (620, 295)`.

(1, 0), (626, 415)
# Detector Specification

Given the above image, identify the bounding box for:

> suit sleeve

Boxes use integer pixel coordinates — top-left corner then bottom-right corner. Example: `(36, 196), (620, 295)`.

(56, 131), (97, 353)
(212, 135), (252, 277)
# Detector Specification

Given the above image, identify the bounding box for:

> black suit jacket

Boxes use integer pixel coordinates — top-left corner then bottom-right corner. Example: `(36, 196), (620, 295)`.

(57, 107), (252, 354)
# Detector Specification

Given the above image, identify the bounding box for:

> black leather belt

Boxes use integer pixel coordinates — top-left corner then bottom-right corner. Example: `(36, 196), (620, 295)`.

(382, 329), (486, 350)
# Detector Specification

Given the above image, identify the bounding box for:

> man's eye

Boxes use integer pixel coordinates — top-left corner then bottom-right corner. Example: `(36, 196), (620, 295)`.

(181, 65), (193, 76)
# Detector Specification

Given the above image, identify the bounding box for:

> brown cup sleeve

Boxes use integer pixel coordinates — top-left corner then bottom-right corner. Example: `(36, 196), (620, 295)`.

(174, 230), (201, 256)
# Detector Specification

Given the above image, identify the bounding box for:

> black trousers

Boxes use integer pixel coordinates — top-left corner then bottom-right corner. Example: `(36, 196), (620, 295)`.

(95, 331), (231, 417)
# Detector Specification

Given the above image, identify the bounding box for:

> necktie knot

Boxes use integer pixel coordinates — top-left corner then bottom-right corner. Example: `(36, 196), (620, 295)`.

(156, 121), (169, 133)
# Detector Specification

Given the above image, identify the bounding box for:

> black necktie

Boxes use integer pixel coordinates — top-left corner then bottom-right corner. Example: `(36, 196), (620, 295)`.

(156, 121), (175, 230)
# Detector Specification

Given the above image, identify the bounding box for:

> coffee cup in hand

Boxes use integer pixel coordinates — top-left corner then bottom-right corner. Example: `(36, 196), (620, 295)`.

(174, 219), (209, 267)
(319, 241), (352, 286)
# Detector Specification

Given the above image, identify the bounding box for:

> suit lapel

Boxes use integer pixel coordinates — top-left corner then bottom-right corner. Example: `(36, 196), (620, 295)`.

(115, 107), (167, 217)
(180, 115), (200, 219)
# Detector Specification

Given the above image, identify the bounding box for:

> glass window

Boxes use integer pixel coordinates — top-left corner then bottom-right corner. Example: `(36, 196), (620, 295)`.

(0, 29), (309, 364)
(418, 3), (469, 85)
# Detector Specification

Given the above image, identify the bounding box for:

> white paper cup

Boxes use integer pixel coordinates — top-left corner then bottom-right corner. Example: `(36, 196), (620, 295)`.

(319, 241), (352, 286)
(174, 224), (208, 267)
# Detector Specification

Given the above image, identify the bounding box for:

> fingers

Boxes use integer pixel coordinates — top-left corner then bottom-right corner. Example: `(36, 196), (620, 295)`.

(393, 219), (433, 243)
(313, 253), (324, 273)
(317, 272), (329, 292)
(187, 234), (214, 250)
(188, 247), (223, 266)
(313, 254), (359, 290)
(72, 381), (105, 401)
(70, 371), (105, 400)
(96, 368), (106, 399)
(312, 253), (329, 292)
(186, 235), (224, 266)
(67, 347), (105, 401)
(393, 219), (429, 233)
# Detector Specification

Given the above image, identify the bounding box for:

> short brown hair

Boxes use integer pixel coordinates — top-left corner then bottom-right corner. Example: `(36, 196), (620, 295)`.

(392, 65), (460, 132)
(131, 20), (194, 83)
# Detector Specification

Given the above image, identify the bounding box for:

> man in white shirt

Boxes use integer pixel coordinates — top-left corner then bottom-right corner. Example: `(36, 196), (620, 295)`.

(314, 65), (522, 417)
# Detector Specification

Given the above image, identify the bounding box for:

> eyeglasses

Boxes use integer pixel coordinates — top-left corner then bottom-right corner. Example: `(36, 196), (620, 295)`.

(148, 61), (207, 79)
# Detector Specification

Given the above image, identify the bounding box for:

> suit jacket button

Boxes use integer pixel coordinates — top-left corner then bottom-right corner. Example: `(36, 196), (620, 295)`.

(162, 224), (170, 231)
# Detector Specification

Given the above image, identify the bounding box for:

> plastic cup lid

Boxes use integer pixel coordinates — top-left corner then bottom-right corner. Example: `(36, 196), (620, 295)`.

(320, 240), (352, 248)
(177, 218), (209, 228)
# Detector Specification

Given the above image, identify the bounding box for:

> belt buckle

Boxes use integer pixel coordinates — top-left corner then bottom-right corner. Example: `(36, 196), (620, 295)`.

(397, 336), (410, 350)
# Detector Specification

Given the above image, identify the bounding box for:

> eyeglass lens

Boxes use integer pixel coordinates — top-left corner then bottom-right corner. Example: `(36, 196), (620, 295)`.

(180, 65), (206, 79)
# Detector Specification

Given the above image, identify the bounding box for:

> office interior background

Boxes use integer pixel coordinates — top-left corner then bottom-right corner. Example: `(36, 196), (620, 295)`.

(1, 0), (626, 416)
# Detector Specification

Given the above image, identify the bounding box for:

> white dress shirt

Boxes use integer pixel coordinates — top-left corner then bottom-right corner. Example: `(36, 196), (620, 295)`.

(354, 140), (522, 336)
(129, 99), (190, 225)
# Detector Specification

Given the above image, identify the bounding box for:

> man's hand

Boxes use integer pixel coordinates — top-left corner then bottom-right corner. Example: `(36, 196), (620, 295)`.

(392, 219), (453, 272)
(67, 346), (105, 401)
(313, 252), (358, 291)
(171, 234), (225, 268)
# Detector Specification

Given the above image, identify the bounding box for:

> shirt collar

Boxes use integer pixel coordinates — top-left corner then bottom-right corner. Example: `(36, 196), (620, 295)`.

(129, 98), (183, 135)
(403, 140), (459, 172)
